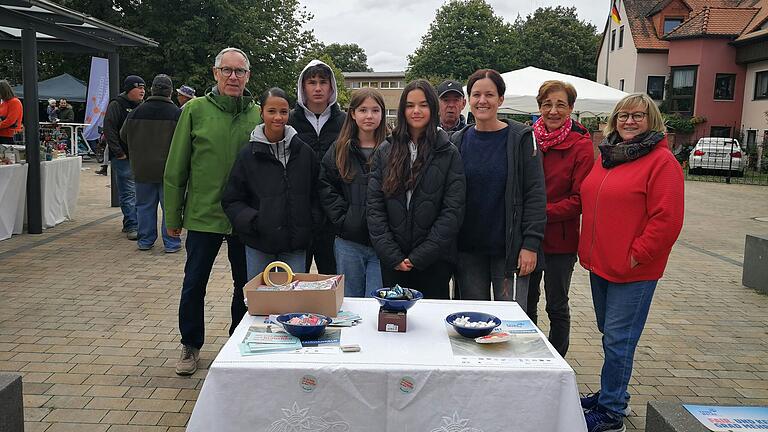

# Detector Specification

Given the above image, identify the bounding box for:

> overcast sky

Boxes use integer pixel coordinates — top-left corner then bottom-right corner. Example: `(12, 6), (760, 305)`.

(297, 0), (608, 72)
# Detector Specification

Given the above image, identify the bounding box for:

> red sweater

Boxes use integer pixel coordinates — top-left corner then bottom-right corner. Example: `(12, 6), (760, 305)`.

(540, 122), (595, 254)
(0, 97), (23, 138)
(578, 137), (684, 283)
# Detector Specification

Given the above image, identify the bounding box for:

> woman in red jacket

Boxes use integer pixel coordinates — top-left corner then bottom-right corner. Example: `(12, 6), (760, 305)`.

(527, 80), (594, 357)
(0, 80), (23, 144)
(579, 93), (684, 432)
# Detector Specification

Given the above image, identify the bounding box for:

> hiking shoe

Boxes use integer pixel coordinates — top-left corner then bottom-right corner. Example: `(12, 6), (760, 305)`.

(585, 406), (625, 432)
(581, 392), (631, 416)
(126, 231), (138, 240)
(175, 345), (199, 376)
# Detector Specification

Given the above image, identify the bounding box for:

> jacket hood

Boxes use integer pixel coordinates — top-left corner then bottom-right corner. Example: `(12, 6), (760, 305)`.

(250, 123), (298, 146)
(296, 59), (338, 116)
(205, 86), (255, 114)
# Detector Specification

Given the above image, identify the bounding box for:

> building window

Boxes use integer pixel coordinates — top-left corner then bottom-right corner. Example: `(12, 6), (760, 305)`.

(664, 17), (683, 34)
(710, 126), (732, 138)
(619, 26), (624, 49)
(369, 81), (379, 88)
(670, 66), (697, 115)
(381, 81), (390, 89)
(386, 109), (397, 118)
(351, 81), (361, 89)
(713, 74), (736, 100)
(611, 29), (616, 51)
(647, 76), (665, 100)
(396, 81), (405, 89)
(755, 71), (768, 100)
(619, 79), (625, 91)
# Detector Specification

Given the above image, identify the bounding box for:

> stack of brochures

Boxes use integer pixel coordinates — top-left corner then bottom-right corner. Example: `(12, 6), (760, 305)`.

(329, 311), (362, 327)
(239, 326), (302, 356)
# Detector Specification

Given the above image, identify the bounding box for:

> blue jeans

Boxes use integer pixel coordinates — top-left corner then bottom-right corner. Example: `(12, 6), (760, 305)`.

(111, 158), (137, 231)
(590, 272), (657, 417)
(334, 237), (382, 297)
(135, 182), (181, 251)
(245, 247), (306, 281)
(179, 231), (248, 348)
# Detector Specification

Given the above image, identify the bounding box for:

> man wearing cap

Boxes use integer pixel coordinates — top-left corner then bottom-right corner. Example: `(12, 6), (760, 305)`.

(165, 47), (261, 376)
(120, 74), (182, 253)
(104, 75), (145, 239)
(437, 79), (467, 135)
(176, 85), (195, 107)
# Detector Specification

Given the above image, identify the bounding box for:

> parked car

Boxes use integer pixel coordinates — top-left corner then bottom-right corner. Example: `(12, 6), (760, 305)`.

(688, 137), (745, 177)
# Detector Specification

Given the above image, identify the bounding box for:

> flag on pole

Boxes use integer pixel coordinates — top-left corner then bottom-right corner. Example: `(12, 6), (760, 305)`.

(83, 57), (109, 141)
(611, 0), (622, 24)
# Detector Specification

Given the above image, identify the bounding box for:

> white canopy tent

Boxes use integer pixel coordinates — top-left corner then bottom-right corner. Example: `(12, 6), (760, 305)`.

(462, 66), (629, 118)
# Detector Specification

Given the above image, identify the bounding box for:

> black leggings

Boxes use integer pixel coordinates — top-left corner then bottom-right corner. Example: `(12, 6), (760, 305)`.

(381, 260), (454, 300)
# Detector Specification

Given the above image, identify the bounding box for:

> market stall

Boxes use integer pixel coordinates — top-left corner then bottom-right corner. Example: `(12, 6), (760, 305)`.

(39, 156), (81, 228)
(0, 163), (28, 240)
(188, 298), (587, 432)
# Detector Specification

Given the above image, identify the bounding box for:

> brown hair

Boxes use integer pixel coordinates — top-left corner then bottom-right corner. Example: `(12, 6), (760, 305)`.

(466, 69), (505, 97)
(0, 80), (15, 101)
(335, 88), (388, 182)
(603, 93), (666, 137)
(536, 80), (577, 107)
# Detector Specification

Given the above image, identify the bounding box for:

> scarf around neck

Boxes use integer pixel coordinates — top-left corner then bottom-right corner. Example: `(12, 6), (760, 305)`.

(598, 131), (665, 168)
(533, 117), (572, 152)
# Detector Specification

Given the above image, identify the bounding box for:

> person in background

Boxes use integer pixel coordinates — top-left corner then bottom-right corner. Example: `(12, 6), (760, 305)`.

(164, 47), (261, 376)
(104, 75), (145, 240)
(176, 85), (195, 107)
(222, 87), (318, 279)
(367, 80), (466, 299)
(58, 99), (75, 123)
(451, 69), (546, 313)
(436, 79), (467, 135)
(288, 59), (346, 275)
(319, 88), (388, 297)
(579, 93), (684, 432)
(527, 80), (594, 357)
(0, 80), (23, 145)
(120, 74), (182, 253)
(47, 99), (59, 123)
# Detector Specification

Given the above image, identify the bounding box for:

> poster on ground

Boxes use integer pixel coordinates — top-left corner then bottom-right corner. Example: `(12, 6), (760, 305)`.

(683, 405), (768, 431)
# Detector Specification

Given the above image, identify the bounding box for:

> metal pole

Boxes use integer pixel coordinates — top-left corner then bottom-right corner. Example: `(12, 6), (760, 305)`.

(108, 51), (119, 207)
(22, 28), (42, 234)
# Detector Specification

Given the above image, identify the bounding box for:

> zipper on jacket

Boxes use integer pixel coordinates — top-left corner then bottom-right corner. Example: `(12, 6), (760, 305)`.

(586, 170), (612, 271)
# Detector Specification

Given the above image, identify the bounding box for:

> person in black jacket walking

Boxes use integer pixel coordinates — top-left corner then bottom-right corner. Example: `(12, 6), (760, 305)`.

(222, 88), (319, 279)
(367, 80), (466, 299)
(319, 88), (388, 297)
(288, 60), (346, 275)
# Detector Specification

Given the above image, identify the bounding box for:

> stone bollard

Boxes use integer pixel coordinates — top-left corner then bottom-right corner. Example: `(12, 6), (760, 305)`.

(743, 234), (768, 294)
(0, 373), (24, 432)
(646, 401), (708, 432)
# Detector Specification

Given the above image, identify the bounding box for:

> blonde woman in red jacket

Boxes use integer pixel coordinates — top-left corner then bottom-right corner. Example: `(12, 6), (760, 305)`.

(528, 80), (595, 358)
(579, 93), (684, 432)
(0, 80), (23, 144)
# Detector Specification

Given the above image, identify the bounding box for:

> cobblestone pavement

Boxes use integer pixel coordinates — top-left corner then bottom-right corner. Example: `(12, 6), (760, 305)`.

(1, 162), (767, 432)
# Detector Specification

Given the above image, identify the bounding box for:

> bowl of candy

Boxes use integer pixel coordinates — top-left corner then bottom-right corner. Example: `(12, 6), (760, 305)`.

(275, 313), (330, 340)
(374, 285), (423, 311)
(445, 312), (502, 338)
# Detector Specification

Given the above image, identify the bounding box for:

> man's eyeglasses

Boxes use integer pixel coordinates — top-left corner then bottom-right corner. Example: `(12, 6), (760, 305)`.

(541, 102), (569, 112)
(216, 67), (249, 78)
(616, 112), (647, 122)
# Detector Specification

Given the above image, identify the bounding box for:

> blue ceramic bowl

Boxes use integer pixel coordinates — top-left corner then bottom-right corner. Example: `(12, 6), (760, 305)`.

(276, 313), (330, 340)
(445, 311), (502, 338)
(374, 288), (424, 312)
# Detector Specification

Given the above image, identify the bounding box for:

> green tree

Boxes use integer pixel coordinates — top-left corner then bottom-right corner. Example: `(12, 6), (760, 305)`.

(406, 0), (518, 83)
(513, 7), (600, 79)
(301, 42), (371, 72)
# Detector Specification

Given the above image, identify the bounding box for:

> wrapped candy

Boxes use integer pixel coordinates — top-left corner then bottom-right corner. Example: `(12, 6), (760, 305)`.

(378, 284), (415, 300)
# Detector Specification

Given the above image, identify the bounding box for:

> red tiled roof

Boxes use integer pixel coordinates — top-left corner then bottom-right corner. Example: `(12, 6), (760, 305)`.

(664, 6), (759, 39)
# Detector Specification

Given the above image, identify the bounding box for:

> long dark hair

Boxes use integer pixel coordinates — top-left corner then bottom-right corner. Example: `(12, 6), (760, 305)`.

(335, 88), (387, 182)
(382, 79), (439, 197)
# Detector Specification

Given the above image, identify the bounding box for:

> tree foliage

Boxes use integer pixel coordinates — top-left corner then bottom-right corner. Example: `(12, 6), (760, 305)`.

(301, 42), (371, 73)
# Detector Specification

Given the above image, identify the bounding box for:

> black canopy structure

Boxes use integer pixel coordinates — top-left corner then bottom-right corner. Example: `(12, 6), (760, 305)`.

(0, 0), (157, 234)
(12, 73), (87, 102)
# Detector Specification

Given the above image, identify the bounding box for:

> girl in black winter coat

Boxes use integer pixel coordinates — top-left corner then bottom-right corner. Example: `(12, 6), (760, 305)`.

(367, 80), (466, 299)
(222, 88), (319, 280)
(319, 89), (388, 297)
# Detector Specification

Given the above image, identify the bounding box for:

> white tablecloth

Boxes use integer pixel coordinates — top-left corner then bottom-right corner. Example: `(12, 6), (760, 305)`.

(188, 298), (587, 432)
(0, 163), (28, 240)
(40, 157), (81, 228)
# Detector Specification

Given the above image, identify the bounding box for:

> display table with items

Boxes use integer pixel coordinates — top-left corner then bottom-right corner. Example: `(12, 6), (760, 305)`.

(187, 297), (587, 432)
(39, 156), (81, 228)
(0, 163), (28, 241)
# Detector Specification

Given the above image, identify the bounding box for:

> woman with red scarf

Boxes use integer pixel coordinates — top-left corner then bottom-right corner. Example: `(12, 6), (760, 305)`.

(527, 80), (594, 357)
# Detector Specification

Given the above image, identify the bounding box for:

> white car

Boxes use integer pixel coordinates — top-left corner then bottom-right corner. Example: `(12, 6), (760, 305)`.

(688, 137), (745, 176)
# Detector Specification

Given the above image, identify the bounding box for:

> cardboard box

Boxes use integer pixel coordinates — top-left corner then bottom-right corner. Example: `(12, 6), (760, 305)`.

(244, 272), (344, 317)
(377, 307), (407, 333)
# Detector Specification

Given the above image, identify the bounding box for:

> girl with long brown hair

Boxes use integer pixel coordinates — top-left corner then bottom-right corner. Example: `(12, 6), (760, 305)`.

(366, 80), (466, 299)
(319, 88), (387, 297)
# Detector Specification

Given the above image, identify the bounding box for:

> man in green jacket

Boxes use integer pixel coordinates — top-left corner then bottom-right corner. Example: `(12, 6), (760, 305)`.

(164, 47), (261, 376)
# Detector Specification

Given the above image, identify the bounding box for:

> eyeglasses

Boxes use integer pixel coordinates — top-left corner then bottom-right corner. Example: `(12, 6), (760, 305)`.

(541, 102), (569, 112)
(215, 67), (249, 78)
(616, 112), (647, 122)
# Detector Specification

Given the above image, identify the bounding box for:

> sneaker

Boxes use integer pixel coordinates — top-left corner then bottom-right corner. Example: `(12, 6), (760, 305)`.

(95, 166), (108, 176)
(175, 345), (199, 376)
(584, 406), (625, 432)
(581, 392), (631, 416)
(164, 247), (181, 254)
(138, 244), (153, 251)
(126, 231), (138, 240)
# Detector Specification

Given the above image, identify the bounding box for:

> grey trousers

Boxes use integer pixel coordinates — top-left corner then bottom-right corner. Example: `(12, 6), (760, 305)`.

(455, 252), (529, 314)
